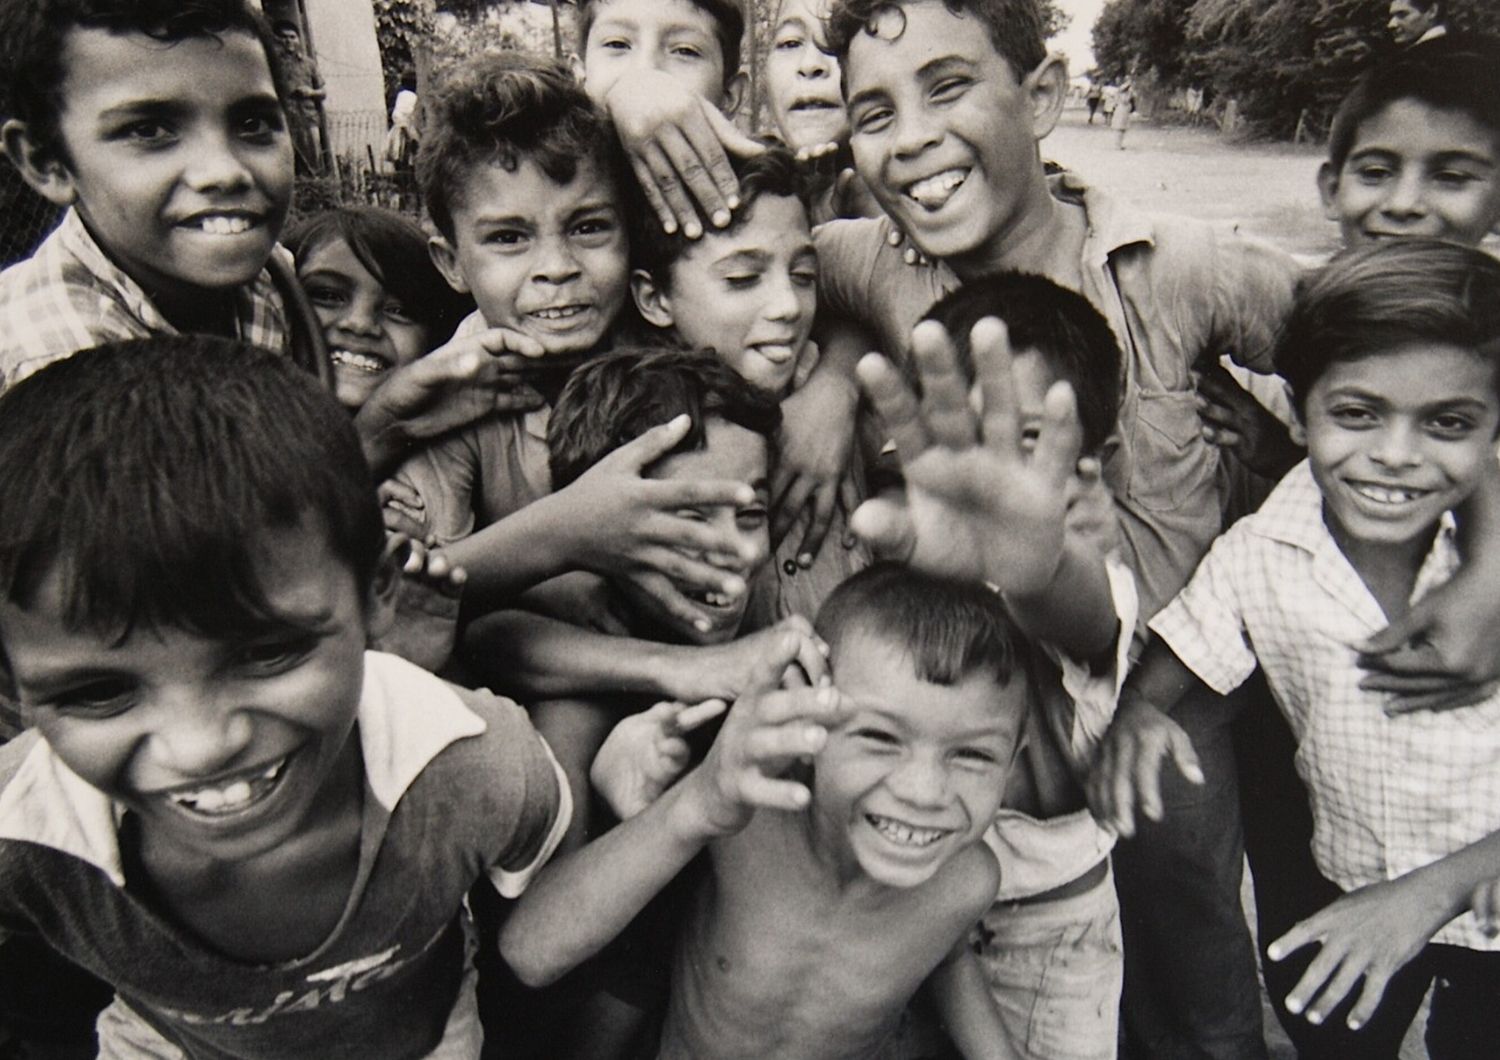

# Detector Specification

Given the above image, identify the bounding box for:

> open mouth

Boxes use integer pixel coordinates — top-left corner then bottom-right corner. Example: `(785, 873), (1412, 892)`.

(183, 212), (262, 236)
(528, 304), (591, 322)
(1348, 480), (1432, 507)
(903, 168), (969, 212)
(747, 342), (797, 365)
(790, 98), (840, 113)
(331, 349), (392, 375)
(161, 752), (293, 819)
(687, 587), (740, 610)
(866, 812), (951, 848)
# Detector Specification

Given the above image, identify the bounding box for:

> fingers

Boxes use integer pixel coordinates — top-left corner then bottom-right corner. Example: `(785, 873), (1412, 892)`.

(1472, 878), (1500, 937)
(742, 631), (814, 698)
(968, 316), (1019, 450)
(633, 546), (746, 599)
(838, 476), (863, 548)
(909, 320), (977, 449)
(1354, 613), (1420, 658)
(793, 139), (839, 162)
(1380, 681), (1499, 715)
(736, 772), (813, 812)
(1032, 381), (1084, 484)
(632, 571), (717, 635)
(856, 352), (928, 465)
(848, 495), (916, 562)
(795, 482), (837, 569)
(675, 698), (729, 733)
(603, 414), (695, 471)
(472, 326), (546, 360)
(771, 474), (814, 552)
(641, 475), (758, 516)
(628, 150), (682, 236)
(704, 104), (767, 162)
(379, 477), (423, 510)
(777, 617), (830, 689)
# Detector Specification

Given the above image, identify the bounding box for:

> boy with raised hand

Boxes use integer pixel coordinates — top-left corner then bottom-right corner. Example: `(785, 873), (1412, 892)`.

(0, 336), (570, 1059)
(1090, 239), (1500, 1057)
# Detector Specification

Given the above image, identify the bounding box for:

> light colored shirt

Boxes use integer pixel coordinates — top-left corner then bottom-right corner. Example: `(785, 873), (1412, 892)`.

(0, 209), (290, 390)
(1151, 461), (1500, 951)
(814, 173), (1299, 621)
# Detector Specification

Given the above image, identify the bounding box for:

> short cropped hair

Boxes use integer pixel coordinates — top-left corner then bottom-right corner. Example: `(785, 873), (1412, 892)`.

(826, 0), (1044, 82)
(285, 206), (474, 345)
(629, 145), (809, 287)
(417, 51), (626, 241)
(548, 346), (782, 489)
(1327, 49), (1500, 172)
(0, 0), (287, 158)
(0, 337), (385, 641)
(1275, 238), (1500, 417)
(920, 271), (1122, 456)
(576, 0), (746, 87)
(815, 562), (1035, 691)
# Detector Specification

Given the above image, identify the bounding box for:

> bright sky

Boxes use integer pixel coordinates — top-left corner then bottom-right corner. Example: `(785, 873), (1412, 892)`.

(1050, 0), (1108, 75)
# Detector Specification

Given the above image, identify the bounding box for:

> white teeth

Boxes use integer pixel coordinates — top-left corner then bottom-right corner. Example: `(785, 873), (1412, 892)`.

(532, 306), (586, 320)
(905, 169), (967, 209)
(330, 349), (388, 374)
(197, 215), (253, 235)
(868, 814), (947, 847)
(167, 757), (287, 816)
(1353, 482), (1426, 505)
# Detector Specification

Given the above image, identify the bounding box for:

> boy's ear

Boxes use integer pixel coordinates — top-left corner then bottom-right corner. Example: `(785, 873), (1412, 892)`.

(427, 235), (470, 295)
(1288, 410), (1308, 448)
(2, 120), (78, 207)
(630, 268), (677, 329)
(1022, 54), (1069, 141)
(568, 52), (586, 84)
(363, 535), (406, 642)
(722, 70), (749, 119)
(1315, 161), (1343, 222)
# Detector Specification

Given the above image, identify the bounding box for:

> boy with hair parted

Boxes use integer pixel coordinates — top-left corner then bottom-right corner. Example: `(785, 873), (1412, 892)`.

(1091, 238), (1500, 1058)
(500, 309), (1122, 1060)
(391, 51), (761, 662)
(0, 335), (571, 1059)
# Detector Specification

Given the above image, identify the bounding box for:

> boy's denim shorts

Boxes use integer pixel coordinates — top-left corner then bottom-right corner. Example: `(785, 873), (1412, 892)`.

(972, 861), (1123, 1060)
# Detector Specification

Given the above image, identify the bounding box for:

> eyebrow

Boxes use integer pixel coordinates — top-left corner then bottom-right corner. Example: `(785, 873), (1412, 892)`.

(712, 248), (770, 269)
(1349, 145), (1496, 166)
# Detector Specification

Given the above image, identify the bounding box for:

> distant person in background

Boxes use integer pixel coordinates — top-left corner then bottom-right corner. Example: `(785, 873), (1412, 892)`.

(385, 68), (420, 173)
(1086, 79), (1102, 123)
(1388, 0), (1447, 47)
(274, 18), (327, 174)
(1112, 82), (1134, 150)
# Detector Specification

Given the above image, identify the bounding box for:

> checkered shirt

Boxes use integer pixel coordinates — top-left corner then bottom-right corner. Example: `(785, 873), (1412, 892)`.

(1151, 461), (1500, 951)
(0, 209), (289, 391)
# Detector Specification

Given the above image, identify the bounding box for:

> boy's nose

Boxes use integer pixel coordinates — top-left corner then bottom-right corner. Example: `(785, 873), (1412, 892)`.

(798, 49), (831, 78)
(183, 135), (256, 194)
(887, 754), (949, 808)
(531, 239), (583, 284)
(148, 699), (255, 781)
(891, 110), (939, 159)
(764, 275), (804, 322)
(1381, 172), (1428, 219)
(1370, 423), (1423, 469)
(336, 299), (383, 338)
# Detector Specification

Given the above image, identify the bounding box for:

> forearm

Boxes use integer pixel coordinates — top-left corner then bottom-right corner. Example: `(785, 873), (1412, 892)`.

(443, 495), (581, 606)
(1125, 638), (1202, 717)
(1454, 455), (1500, 567)
(463, 610), (679, 702)
(353, 401), (415, 479)
(1005, 539), (1116, 667)
(499, 773), (716, 986)
(1401, 828), (1500, 930)
(928, 944), (1018, 1060)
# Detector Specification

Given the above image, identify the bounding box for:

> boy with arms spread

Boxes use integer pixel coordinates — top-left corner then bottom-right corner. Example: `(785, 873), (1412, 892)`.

(499, 312), (1120, 1059)
(0, 336), (570, 1058)
(1091, 240), (1500, 1057)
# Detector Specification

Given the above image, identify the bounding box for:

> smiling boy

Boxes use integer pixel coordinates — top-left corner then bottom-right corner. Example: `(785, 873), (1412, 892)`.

(0, 0), (295, 388)
(0, 336), (569, 1058)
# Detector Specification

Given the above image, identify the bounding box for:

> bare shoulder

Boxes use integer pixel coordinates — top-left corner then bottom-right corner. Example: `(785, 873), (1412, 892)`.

(929, 841), (1001, 923)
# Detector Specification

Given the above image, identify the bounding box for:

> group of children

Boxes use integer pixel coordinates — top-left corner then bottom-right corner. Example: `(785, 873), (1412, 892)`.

(0, 0), (1497, 1058)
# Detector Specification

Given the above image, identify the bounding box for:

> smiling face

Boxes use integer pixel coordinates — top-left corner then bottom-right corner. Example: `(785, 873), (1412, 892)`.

(843, 1), (1056, 274)
(581, 0), (733, 108)
(2, 521), (393, 866)
(298, 237), (432, 411)
(613, 418), (771, 644)
(767, 0), (849, 150)
(39, 28), (293, 313)
(1300, 343), (1500, 560)
(1319, 100), (1500, 247)
(813, 630), (1019, 889)
(636, 193), (817, 395)
(432, 156), (629, 359)
(1388, 0), (1440, 45)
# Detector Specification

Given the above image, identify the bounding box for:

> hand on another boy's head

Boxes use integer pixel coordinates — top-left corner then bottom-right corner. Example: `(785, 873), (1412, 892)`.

(851, 318), (1082, 593)
(684, 631), (849, 838)
(667, 616), (829, 704)
(603, 70), (764, 238)
(354, 327), (545, 474)
(592, 698), (728, 819)
(558, 413), (761, 599)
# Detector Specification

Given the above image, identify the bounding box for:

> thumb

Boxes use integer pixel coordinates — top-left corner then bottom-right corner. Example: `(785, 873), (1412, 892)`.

(705, 105), (767, 160)
(746, 632), (809, 698)
(474, 326), (546, 359)
(1357, 610), (1420, 656)
(600, 414), (694, 472)
(1169, 728), (1205, 786)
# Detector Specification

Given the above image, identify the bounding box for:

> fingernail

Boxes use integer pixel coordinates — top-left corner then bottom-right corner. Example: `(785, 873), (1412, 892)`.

(1347, 1017), (1363, 1031)
(727, 194), (741, 210)
(722, 576), (746, 597)
(662, 219), (678, 235)
(1267, 945), (1282, 961)
(1307, 1011), (1323, 1026)
(1285, 996), (1302, 1014)
(805, 725), (825, 746)
(695, 617), (711, 632)
(798, 553), (813, 569)
(684, 221), (703, 239)
(712, 209), (731, 227)
(817, 686), (835, 705)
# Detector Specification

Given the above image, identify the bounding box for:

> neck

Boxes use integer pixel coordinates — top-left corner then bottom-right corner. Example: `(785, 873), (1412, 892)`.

(155, 287), (239, 338)
(945, 187), (1085, 286)
(1323, 506), (1437, 622)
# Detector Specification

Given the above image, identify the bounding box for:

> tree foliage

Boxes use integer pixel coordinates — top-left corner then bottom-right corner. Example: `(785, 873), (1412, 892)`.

(1091, 0), (1500, 139)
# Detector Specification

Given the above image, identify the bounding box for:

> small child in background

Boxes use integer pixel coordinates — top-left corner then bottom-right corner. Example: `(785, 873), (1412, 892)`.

(0, 335), (570, 1059)
(1316, 46), (1500, 248)
(920, 273), (1136, 1060)
(628, 145), (870, 623)
(1091, 239), (1500, 1056)
(0, 0), (294, 386)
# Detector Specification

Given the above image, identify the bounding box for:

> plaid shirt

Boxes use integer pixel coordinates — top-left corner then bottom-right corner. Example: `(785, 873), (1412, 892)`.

(0, 209), (289, 391)
(1152, 461), (1500, 950)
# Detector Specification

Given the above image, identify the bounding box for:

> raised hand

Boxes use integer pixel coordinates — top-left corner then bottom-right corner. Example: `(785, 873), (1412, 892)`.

(592, 699), (728, 820)
(665, 615), (830, 705)
(851, 317), (1082, 592)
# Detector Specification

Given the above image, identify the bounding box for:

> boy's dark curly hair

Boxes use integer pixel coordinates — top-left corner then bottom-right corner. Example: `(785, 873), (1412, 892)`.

(825, 0), (1044, 82)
